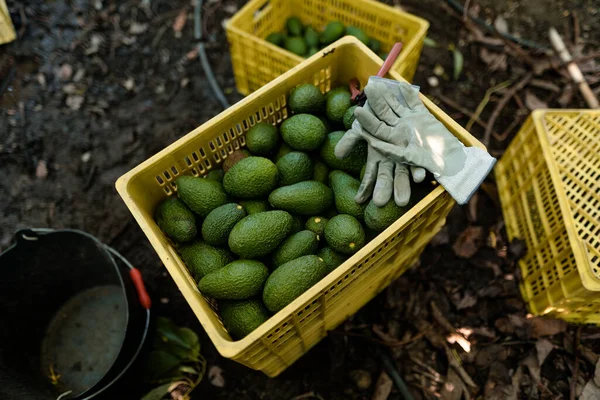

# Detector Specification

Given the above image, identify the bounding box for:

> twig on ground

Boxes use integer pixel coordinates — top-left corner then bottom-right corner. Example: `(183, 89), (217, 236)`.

(462, 0), (471, 22)
(435, 93), (497, 134)
(572, 12), (580, 49)
(466, 80), (512, 132)
(379, 350), (415, 400)
(330, 328), (428, 349)
(151, 7), (188, 24)
(430, 301), (458, 333)
(513, 92), (526, 110)
(493, 111), (527, 142)
(372, 371), (393, 400)
(409, 356), (443, 382)
(445, 345), (478, 389)
(18, 6), (27, 39)
(445, 0), (550, 50)
(530, 79), (561, 93)
(291, 392), (325, 400)
(572, 52), (600, 64)
(483, 73), (533, 147)
(549, 27), (600, 108)
(570, 327), (582, 400)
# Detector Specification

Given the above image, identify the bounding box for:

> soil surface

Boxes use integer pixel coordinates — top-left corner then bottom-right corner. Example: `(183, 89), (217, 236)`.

(2, 0), (599, 399)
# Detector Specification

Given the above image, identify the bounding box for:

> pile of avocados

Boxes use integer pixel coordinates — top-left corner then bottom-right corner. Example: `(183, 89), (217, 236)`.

(266, 17), (386, 59)
(154, 83), (431, 340)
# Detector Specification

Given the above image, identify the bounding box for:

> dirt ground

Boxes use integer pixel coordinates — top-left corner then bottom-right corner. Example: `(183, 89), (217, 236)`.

(2, 0), (600, 399)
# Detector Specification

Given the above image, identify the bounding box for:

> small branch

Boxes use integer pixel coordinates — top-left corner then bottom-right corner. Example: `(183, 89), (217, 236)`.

(572, 12), (580, 49)
(493, 111), (527, 142)
(466, 80), (512, 132)
(291, 392), (324, 400)
(435, 93), (498, 135)
(379, 350), (415, 400)
(549, 27), (600, 108)
(483, 73), (533, 147)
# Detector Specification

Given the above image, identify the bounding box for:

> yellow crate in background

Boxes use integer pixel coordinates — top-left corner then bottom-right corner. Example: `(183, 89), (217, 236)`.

(226, 0), (428, 95)
(0, 0), (16, 45)
(116, 37), (485, 377)
(496, 110), (600, 324)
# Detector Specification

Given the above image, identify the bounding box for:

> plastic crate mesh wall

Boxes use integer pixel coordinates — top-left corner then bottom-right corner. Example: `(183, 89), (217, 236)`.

(234, 195), (451, 375)
(226, 0), (426, 95)
(496, 110), (600, 324)
(150, 67), (452, 374)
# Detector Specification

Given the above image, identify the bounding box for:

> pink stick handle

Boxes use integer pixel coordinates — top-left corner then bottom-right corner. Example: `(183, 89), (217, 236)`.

(376, 42), (403, 77)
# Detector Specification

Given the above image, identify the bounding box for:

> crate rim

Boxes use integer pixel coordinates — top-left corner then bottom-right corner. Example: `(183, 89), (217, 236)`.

(225, 0), (430, 74)
(530, 108), (600, 292)
(116, 36), (485, 359)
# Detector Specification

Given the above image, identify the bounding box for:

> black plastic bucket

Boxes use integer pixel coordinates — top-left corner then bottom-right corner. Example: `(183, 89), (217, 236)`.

(0, 229), (151, 399)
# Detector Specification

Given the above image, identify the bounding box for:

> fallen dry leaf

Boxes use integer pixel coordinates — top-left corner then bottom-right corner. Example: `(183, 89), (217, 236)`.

(129, 22), (148, 35)
(58, 64), (73, 80)
(441, 368), (467, 400)
(451, 292), (477, 310)
(36, 160), (48, 179)
(173, 9), (187, 38)
(522, 352), (541, 383)
(208, 365), (225, 387)
(223, 4), (238, 13)
(493, 16), (509, 34)
(186, 47), (199, 60)
(350, 369), (372, 390)
(447, 333), (471, 353)
(475, 345), (508, 368)
(524, 90), (548, 110)
(66, 94), (84, 110)
(371, 371), (393, 400)
(122, 77), (135, 91)
(430, 225), (449, 246)
(535, 339), (554, 366)
(558, 84), (575, 107)
(85, 34), (104, 55)
(580, 379), (600, 400)
(479, 48), (507, 72)
(530, 317), (567, 338)
(453, 226), (484, 258)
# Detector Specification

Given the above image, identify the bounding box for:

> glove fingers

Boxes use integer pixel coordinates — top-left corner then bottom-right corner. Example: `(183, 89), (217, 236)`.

(380, 87), (409, 120)
(354, 107), (393, 141)
(362, 83), (401, 126)
(373, 159), (394, 207)
(393, 163), (411, 207)
(365, 136), (408, 164)
(410, 166), (426, 183)
(334, 129), (363, 159)
(355, 159), (378, 204)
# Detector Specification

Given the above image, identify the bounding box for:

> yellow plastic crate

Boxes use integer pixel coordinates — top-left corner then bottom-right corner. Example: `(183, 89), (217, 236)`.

(116, 37), (484, 377)
(0, 0), (16, 45)
(225, 0), (429, 95)
(496, 110), (600, 324)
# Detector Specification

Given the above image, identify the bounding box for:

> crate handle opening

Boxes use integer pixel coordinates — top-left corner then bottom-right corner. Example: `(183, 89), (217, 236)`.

(253, 0), (271, 22)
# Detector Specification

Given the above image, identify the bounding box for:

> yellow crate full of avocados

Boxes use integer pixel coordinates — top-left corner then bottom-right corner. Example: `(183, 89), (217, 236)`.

(225, 0), (429, 95)
(495, 109), (600, 325)
(116, 37), (485, 377)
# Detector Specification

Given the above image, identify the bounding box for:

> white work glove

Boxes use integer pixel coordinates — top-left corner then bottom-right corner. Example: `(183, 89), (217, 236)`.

(335, 101), (426, 207)
(353, 77), (496, 205)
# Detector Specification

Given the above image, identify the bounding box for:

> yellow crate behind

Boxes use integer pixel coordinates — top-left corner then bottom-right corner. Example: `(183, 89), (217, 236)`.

(0, 0), (16, 45)
(226, 0), (428, 95)
(116, 37), (485, 377)
(496, 110), (600, 324)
